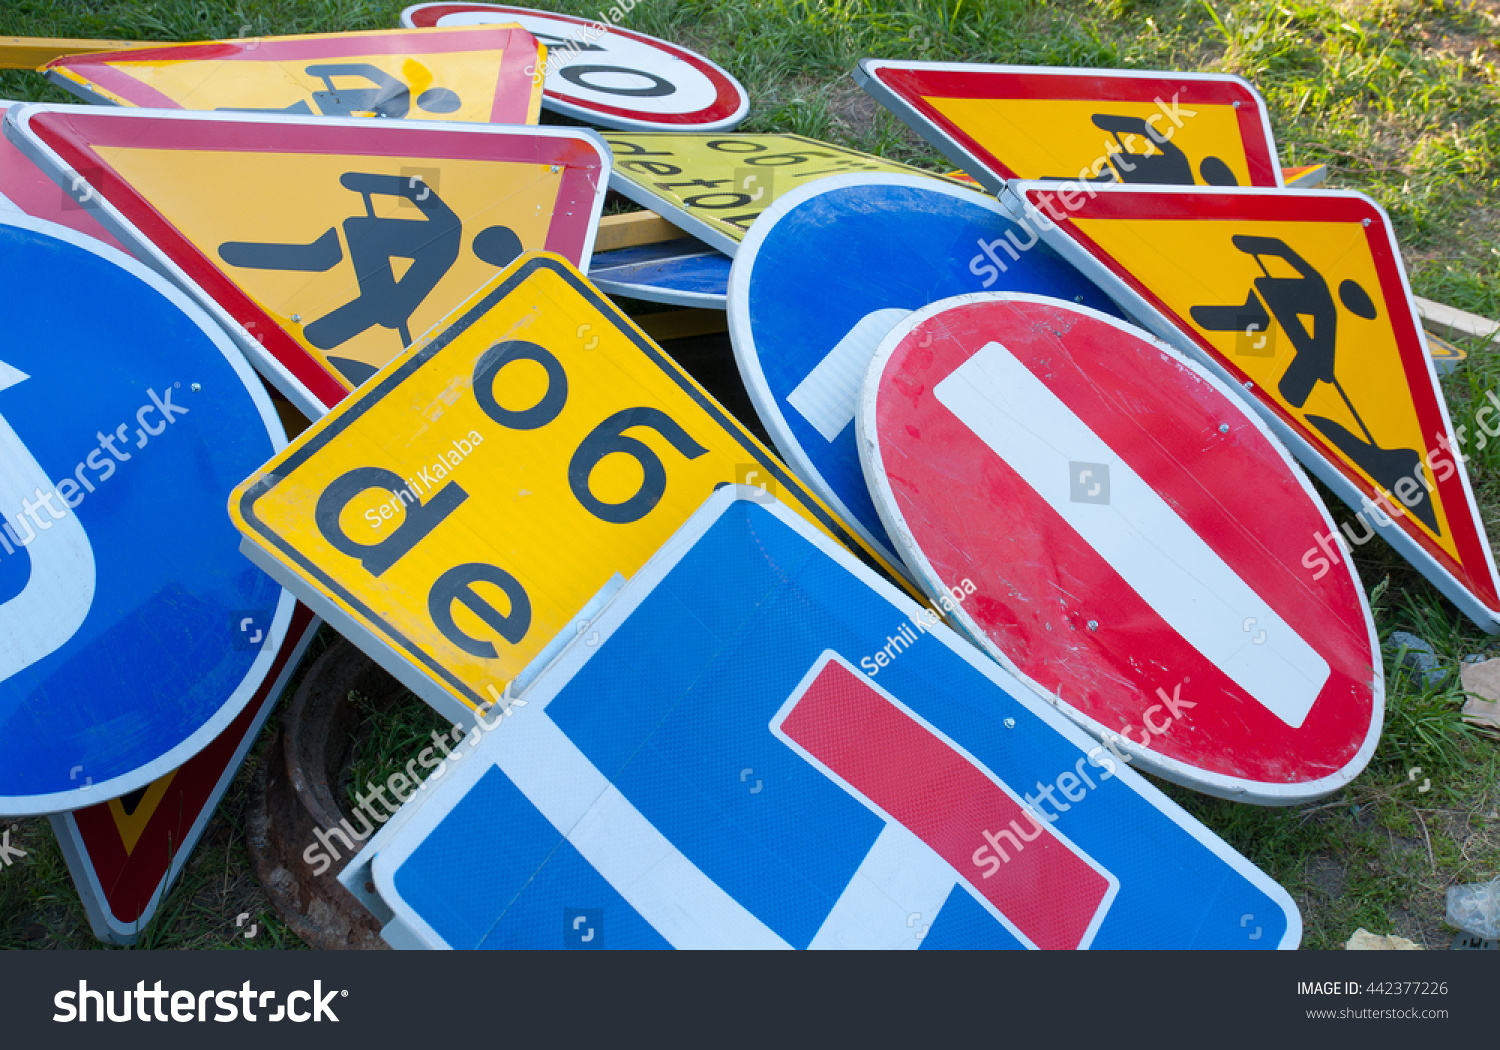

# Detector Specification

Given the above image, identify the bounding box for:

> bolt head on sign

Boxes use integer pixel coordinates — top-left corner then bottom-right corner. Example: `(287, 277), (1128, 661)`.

(1007, 181), (1500, 633)
(857, 293), (1382, 804)
(355, 489), (1300, 949)
(230, 252), (899, 728)
(853, 61), (1283, 194)
(5, 103), (611, 419)
(402, 4), (750, 131)
(0, 213), (293, 817)
(40, 25), (543, 125)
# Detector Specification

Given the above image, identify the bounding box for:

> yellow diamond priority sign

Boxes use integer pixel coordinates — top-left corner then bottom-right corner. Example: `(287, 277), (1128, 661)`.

(231, 253), (903, 723)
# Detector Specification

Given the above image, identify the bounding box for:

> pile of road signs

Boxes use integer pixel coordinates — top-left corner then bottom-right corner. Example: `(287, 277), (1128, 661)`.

(2, 6), (1495, 951)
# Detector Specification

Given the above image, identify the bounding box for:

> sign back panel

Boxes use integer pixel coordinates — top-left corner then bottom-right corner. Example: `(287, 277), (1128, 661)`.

(359, 490), (1300, 949)
(42, 25), (543, 126)
(1010, 181), (1500, 631)
(588, 239), (731, 310)
(7, 104), (610, 419)
(231, 253), (903, 728)
(858, 294), (1381, 803)
(855, 60), (1282, 194)
(0, 213), (294, 816)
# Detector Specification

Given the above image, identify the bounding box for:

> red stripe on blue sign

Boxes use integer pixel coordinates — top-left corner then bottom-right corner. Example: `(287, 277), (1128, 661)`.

(779, 658), (1110, 950)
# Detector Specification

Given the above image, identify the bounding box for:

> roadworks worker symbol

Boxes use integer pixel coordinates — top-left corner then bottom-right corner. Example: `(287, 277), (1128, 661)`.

(42, 25), (544, 125)
(1015, 182), (1500, 627)
(217, 171), (526, 365)
(231, 253), (898, 720)
(5, 104), (611, 415)
(854, 61), (1282, 193)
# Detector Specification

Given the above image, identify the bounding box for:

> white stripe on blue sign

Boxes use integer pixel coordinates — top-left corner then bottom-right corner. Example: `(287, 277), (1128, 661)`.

(501, 695), (792, 950)
(787, 308), (911, 442)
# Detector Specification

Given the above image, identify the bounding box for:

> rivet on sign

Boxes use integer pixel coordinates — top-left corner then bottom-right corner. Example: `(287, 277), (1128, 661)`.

(1362, 218), (1371, 227)
(1232, 100), (1241, 108)
(1004, 718), (1016, 729)
(1087, 620), (1099, 631)
(1074, 295), (1084, 303)
(550, 165), (562, 174)
(1218, 423), (1229, 433)
(291, 314), (302, 323)
(191, 383), (201, 393)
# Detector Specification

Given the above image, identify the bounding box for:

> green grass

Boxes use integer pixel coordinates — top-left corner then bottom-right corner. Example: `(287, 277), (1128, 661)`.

(2, 0), (1498, 949)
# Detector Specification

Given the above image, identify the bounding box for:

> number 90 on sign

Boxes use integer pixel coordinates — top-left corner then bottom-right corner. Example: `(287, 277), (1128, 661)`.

(233, 254), (891, 719)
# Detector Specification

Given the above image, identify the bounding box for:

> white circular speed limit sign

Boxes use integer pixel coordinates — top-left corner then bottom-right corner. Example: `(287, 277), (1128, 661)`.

(402, 4), (750, 131)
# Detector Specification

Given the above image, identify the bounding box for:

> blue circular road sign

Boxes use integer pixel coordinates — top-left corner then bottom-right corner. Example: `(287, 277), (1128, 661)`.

(0, 214), (292, 815)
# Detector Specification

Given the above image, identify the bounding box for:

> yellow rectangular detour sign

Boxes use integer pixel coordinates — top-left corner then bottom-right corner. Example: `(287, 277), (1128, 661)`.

(604, 132), (976, 252)
(231, 253), (895, 715)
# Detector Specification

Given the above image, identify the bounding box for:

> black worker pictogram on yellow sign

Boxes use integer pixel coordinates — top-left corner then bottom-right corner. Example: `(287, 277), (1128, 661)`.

(855, 61), (1284, 194)
(7, 104), (611, 419)
(41, 25), (544, 126)
(1009, 181), (1500, 632)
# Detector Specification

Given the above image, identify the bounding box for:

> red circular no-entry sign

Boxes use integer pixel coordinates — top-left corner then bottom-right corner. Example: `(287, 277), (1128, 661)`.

(858, 293), (1382, 804)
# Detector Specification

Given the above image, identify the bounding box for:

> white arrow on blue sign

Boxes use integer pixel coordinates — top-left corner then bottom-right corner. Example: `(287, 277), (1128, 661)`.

(0, 213), (294, 816)
(727, 173), (1121, 573)
(352, 487), (1299, 949)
